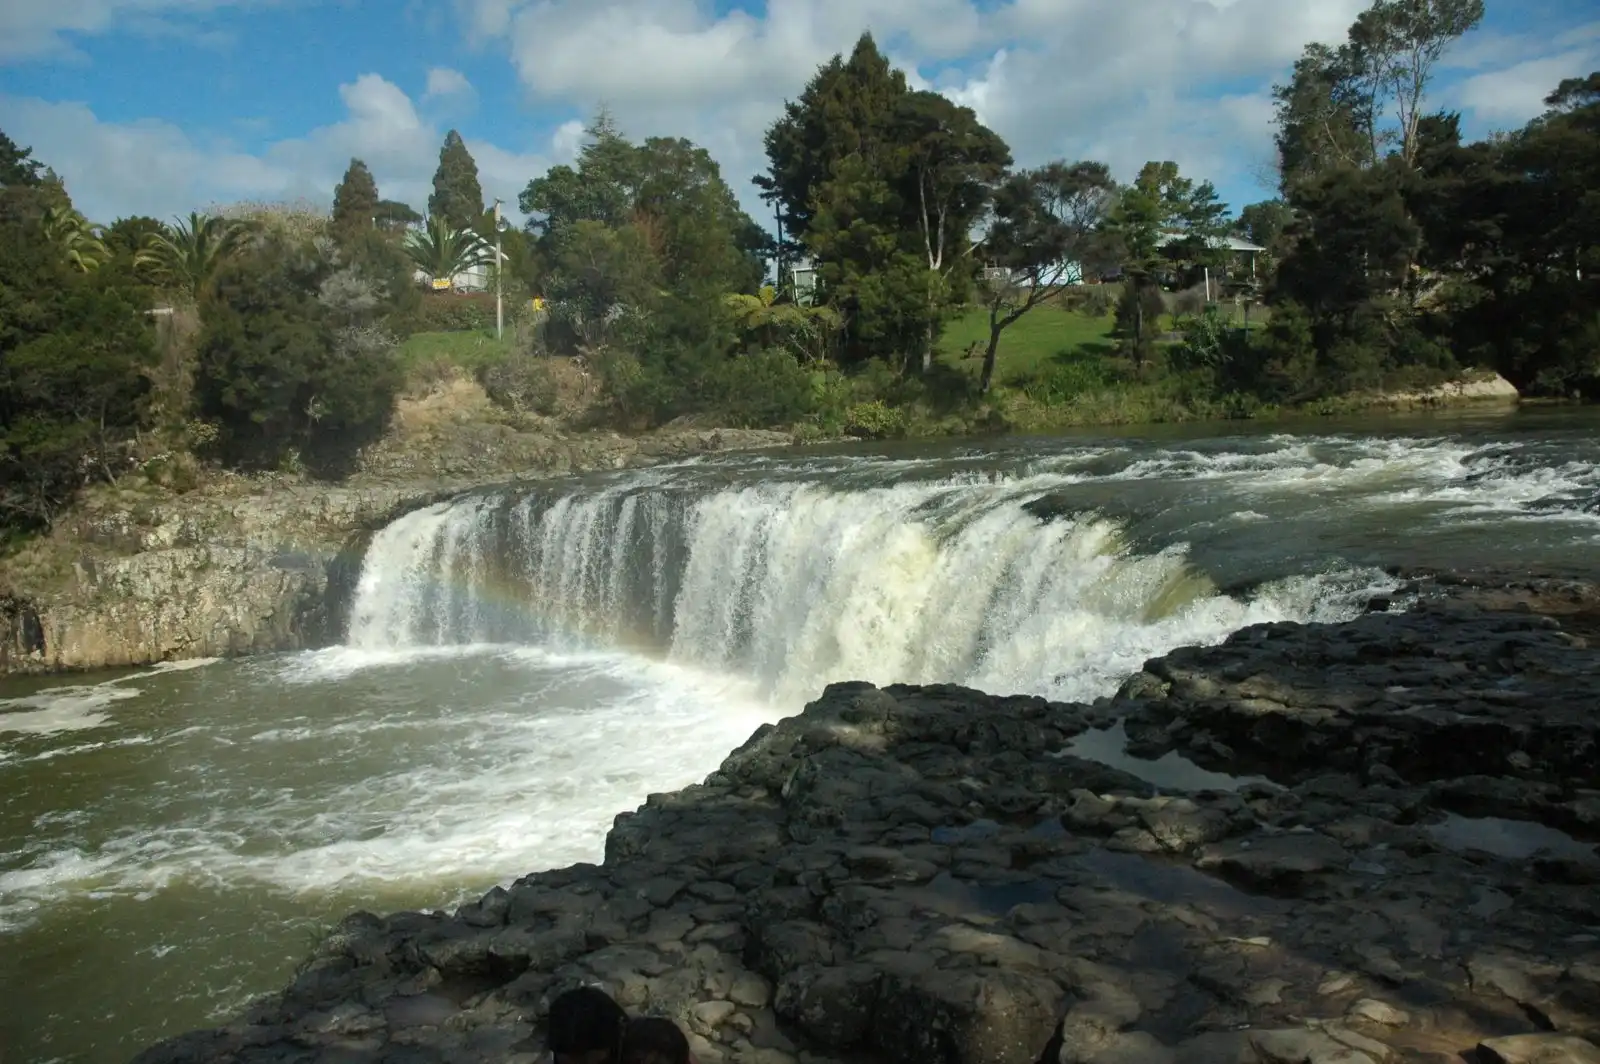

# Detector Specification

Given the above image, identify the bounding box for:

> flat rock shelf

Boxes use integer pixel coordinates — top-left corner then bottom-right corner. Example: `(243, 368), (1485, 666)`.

(133, 595), (1600, 1064)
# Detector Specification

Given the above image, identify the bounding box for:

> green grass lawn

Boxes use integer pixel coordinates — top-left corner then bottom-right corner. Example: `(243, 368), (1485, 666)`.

(937, 302), (1116, 386)
(396, 329), (516, 377)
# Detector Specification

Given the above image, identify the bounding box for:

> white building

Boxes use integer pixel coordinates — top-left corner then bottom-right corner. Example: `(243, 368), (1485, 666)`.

(412, 252), (505, 293)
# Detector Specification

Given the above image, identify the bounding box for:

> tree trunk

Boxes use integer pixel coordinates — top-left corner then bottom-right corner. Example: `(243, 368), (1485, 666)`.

(1133, 278), (1146, 372)
(922, 315), (936, 374)
(980, 317), (1003, 395)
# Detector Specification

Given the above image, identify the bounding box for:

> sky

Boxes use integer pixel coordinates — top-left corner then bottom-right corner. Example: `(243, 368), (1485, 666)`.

(1, 0), (1597, 231)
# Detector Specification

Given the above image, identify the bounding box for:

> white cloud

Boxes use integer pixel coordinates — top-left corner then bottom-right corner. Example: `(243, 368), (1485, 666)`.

(8, 0), (1595, 235)
(0, 75), (555, 224)
(0, 0), (264, 62)
(549, 119), (585, 163)
(1453, 47), (1600, 124)
(465, 0), (1376, 218)
(424, 66), (474, 99)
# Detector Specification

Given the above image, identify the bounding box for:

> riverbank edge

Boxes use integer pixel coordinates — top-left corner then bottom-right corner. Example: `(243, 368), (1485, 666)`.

(127, 573), (1600, 1064)
(0, 426), (794, 677)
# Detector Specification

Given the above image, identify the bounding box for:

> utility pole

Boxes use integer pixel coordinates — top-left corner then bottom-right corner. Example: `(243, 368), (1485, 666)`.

(493, 198), (504, 341)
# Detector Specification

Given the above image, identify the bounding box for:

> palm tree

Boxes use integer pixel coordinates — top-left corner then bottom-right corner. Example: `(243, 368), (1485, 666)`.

(134, 211), (252, 300)
(404, 215), (494, 288)
(40, 206), (109, 272)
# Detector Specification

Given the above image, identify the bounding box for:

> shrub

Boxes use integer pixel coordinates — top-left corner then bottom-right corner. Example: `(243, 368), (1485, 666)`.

(1169, 305), (1233, 372)
(479, 356), (559, 417)
(842, 399), (907, 438)
(1020, 352), (1116, 405)
(699, 347), (816, 428)
(400, 291), (499, 333)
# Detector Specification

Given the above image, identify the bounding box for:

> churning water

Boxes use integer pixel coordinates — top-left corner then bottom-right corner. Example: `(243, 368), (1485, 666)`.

(3, 410), (1598, 1062)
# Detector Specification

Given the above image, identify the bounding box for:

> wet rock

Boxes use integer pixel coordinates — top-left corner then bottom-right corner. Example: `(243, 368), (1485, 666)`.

(1193, 833), (1350, 894)
(1345, 998), (1408, 1026)
(873, 967), (1064, 1064)
(1478, 1034), (1600, 1064)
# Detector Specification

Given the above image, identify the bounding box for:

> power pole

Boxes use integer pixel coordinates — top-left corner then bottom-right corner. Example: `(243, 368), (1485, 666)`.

(493, 198), (504, 341)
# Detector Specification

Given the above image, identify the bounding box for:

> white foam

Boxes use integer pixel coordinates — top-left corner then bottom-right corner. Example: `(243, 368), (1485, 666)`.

(0, 645), (777, 929)
(0, 685), (141, 736)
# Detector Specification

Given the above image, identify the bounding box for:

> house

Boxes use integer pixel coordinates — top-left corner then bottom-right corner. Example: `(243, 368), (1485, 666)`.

(412, 249), (507, 293)
(788, 258), (819, 305)
(980, 260), (1085, 288)
(1154, 232), (1266, 294)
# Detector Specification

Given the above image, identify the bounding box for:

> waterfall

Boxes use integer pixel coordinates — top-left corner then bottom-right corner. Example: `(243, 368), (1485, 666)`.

(345, 469), (1380, 704)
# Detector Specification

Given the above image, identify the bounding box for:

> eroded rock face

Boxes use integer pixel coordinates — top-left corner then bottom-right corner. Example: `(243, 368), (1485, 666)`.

(128, 601), (1600, 1064)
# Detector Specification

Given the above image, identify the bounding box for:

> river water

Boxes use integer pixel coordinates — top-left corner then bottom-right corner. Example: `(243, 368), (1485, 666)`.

(3, 409), (1597, 1063)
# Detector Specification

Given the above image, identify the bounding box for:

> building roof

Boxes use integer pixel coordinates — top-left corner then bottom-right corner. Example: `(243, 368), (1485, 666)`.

(1155, 232), (1266, 252)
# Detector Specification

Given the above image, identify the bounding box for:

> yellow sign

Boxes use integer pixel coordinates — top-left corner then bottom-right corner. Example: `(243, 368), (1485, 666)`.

(431, 277), (451, 290)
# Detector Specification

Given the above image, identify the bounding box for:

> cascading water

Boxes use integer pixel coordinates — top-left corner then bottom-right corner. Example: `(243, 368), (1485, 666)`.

(346, 468), (1389, 705)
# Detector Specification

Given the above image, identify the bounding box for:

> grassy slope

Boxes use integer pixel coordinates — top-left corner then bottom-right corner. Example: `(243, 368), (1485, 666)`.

(936, 302), (1117, 387)
(396, 329), (517, 380)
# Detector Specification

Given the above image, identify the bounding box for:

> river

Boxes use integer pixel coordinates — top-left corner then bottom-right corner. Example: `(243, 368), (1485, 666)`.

(2, 409), (1597, 1063)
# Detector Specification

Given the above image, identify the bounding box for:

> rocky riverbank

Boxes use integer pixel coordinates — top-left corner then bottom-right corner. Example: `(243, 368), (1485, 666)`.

(0, 425), (791, 675)
(132, 589), (1600, 1064)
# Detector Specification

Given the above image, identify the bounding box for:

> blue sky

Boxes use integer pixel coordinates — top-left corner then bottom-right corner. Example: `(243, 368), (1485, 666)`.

(2, 0), (1597, 229)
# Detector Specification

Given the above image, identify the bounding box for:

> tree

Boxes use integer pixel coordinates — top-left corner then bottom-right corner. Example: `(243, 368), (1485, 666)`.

(102, 216), (165, 258)
(1104, 161), (1228, 367)
(1, 211), (155, 531)
(135, 212), (253, 301)
(894, 90), (1012, 371)
(759, 34), (1011, 369)
(520, 114), (764, 354)
(403, 215), (493, 287)
(0, 130), (44, 188)
(1274, 0), (1484, 188)
(1418, 70), (1600, 397)
(331, 158), (379, 241)
(429, 130), (484, 232)
(373, 199), (422, 233)
(757, 33), (911, 260)
(1349, 0), (1485, 168)
(976, 161), (1118, 393)
(195, 236), (401, 475)
(39, 206), (109, 272)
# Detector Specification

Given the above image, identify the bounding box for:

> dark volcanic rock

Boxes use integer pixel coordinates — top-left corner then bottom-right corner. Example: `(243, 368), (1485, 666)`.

(131, 601), (1600, 1064)
(1117, 599), (1600, 799)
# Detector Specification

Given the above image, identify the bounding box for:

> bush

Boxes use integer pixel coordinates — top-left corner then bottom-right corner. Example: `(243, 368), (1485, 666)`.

(1169, 305), (1234, 373)
(842, 399), (907, 438)
(399, 291), (499, 333)
(1020, 351), (1117, 404)
(1113, 281), (1167, 363)
(698, 347), (816, 428)
(479, 356), (559, 417)
(1229, 300), (1318, 401)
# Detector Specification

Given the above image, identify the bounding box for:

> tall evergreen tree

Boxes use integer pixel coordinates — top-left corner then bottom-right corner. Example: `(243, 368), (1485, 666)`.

(429, 130), (484, 232)
(373, 199), (422, 233)
(331, 158), (379, 241)
(0, 129), (44, 188)
(759, 33), (1012, 369)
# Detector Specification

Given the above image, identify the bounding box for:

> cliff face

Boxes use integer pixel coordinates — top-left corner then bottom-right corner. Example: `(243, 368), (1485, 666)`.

(0, 427), (791, 676)
(131, 593), (1600, 1064)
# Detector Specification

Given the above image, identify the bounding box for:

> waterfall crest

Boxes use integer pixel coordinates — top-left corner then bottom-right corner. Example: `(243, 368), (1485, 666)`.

(347, 469), (1378, 703)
